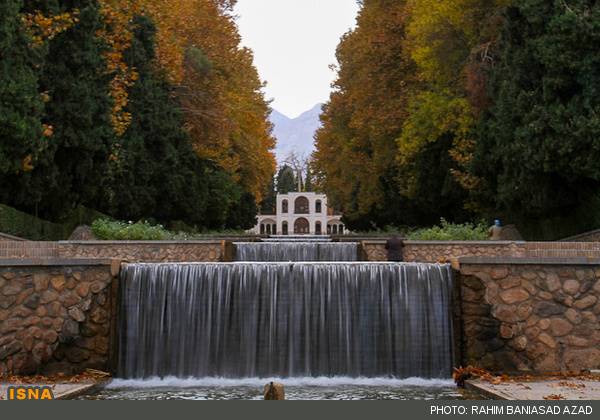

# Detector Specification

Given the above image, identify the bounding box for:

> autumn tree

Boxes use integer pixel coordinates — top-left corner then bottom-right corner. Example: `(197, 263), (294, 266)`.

(101, 15), (198, 223)
(130, 0), (276, 203)
(315, 0), (460, 229)
(400, 0), (509, 199)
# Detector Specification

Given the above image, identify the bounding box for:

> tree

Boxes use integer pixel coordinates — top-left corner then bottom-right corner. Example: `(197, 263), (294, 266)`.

(28, 0), (115, 219)
(0, 0), (45, 210)
(102, 15), (198, 223)
(276, 165), (297, 194)
(134, 0), (276, 203)
(304, 160), (315, 192)
(226, 190), (258, 230)
(259, 175), (276, 214)
(400, 0), (509, 197)
(314, 0), (454, 229)
(472, 0), (600, 238)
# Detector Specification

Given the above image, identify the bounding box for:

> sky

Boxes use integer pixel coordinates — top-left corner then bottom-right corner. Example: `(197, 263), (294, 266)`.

(234, 0), (360, 119)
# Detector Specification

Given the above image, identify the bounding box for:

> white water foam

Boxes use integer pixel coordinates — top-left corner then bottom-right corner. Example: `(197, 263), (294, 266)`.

(107, 376), (454, 389)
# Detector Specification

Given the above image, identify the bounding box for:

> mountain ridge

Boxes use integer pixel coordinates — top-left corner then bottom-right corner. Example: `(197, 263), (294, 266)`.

(270, 104), (323, 163)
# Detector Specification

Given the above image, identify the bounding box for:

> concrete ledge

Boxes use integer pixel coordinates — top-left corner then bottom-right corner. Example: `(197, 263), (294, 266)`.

(0, 232), (26, 241)
(0, 258), (120, 267)
(562, 229), (600, 242)
(460, 256), (600, 265)
(466, 378), (600, 400)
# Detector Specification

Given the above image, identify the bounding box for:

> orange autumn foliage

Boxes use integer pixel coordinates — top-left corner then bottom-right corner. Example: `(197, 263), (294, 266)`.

(21, 10), (79, 47)
(97, 0), (275, 201)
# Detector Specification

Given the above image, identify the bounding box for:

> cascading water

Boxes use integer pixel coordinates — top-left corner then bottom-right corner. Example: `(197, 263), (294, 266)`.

(117, 262), (454, 379)
(234, 242), (360, 262)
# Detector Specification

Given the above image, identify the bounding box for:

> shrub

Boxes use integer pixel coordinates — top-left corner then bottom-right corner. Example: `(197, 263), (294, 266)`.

(91, 219), (169, 240)
(91, 218), (249, 240)
(407, 219), (488, 241)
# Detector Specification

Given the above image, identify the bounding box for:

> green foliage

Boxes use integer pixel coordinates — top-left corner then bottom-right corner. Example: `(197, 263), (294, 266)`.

(0, 0), (45, 206)
(0, 3), (267, 235)
(259, 175), (276, 214)
(407, 219), (488, 241)
(91, 219), (169, 240)
(0, 204), (69, 240)
(10, 0), (115, 219)
(100, 15), (257, 232)
(103, 15), (198, 223)
(0, 203), (108, 240)
(472, 0), (600, 233)
(226, 191), (258, 230)
(276, 165), (297, 194)
(91, 218), (249, 240)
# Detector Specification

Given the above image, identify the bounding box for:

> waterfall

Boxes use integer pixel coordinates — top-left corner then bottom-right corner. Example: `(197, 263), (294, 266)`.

(118, 262), (454, 379)
(234, 242), (360, 261)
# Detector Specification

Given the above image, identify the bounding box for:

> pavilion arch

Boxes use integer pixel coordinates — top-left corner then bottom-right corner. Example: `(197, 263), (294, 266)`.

(327, 220), (345, 235)
(294, 196), (309, 214)
(260, 218), (276, 235)
(315, 200), (323, 214)
(282, 199), (289, 213)
(294, 218), (310, 234)
(282, 221), (289, 235)
(315, 221), (322, 235)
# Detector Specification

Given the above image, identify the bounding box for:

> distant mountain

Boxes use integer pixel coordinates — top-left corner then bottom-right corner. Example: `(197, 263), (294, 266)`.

(270, 104), (323, 163)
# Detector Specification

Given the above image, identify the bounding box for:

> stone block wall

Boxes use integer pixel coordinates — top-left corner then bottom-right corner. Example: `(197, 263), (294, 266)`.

(458, 259), (600, 373)
(405, 241), (527, 263)
(361, 240), (528, 262)
(0, 260), (119, 375)
(59, 241), (223, 262)
(361, 240), (600, 263)
(0, 241), (59, 258)
(0, 240), (224, 262)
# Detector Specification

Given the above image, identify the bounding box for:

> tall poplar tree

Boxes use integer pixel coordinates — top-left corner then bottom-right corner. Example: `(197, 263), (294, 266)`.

(0, 0), (45, 209)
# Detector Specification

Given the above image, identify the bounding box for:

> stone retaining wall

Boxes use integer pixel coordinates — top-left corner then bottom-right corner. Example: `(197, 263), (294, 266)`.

(60, 241), (223, 262)
(362, 240), (600, 262)
(0, 240), (224, 262)
(458, 258), (600, 373)
(0, 260), (120, 375)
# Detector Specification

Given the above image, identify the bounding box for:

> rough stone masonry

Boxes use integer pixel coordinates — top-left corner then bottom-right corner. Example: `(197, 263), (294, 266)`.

(0, 260), (119, 375)
(459, 260), (600, 373)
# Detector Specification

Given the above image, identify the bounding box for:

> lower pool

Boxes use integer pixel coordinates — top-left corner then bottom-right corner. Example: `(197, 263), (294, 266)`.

(78, 377), (482, 400)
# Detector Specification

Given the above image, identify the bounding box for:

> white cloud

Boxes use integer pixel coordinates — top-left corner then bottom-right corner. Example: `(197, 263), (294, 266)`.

(234, 0), (359, 118)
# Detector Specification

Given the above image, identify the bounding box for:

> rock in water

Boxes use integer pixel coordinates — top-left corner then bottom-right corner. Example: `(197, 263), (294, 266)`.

(263, 382), (285, 400)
